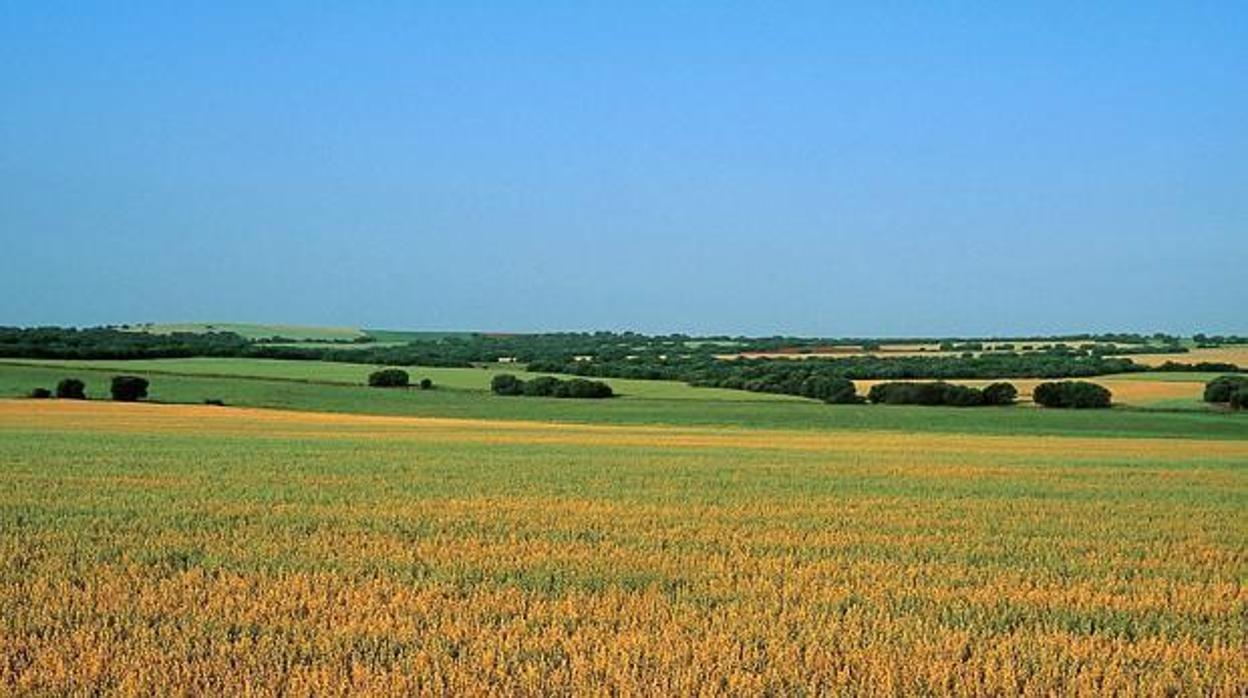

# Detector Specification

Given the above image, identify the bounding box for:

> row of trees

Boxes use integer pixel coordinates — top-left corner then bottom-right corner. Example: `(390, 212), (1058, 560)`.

(867, 382), (1018, 407)
(530, 353), (1143, 402)
(1031, 381), (1112, 409)
(366, 369), (433, 390)
(32, 376), (149, 402)
(490, 374), (614, 399)
(1203, 376), (1248, 409)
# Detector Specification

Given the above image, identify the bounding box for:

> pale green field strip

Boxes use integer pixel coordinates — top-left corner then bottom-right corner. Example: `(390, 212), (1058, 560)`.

(0, 358), (804, 402)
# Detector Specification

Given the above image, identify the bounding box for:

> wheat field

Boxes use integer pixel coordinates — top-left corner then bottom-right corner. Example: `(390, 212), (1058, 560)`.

(1, 400), (1244, 695)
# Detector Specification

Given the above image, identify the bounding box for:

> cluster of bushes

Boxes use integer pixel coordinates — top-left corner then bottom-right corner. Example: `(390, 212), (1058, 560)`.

(1203, 376), (1248, 409)
(30, 376), (149, 402)
(533, 352), (1143, 403)
(1031, 381), (1112, 408)
(366, 369), (434, 389)
(1154, 361), (1242, 373)
(867, 382), (1017, 407)
(490, 374), (614, 399)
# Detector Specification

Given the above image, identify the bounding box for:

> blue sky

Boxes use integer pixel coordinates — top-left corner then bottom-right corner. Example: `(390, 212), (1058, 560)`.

(2, 2), (1244, 335)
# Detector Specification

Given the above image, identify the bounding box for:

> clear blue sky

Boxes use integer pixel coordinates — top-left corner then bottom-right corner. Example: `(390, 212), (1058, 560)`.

(2, 2), (1244, 336)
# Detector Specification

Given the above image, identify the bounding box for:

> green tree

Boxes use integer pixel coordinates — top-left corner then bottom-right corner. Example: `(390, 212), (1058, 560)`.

(110, 375), (149, 402)
(55, 378), (86, 399)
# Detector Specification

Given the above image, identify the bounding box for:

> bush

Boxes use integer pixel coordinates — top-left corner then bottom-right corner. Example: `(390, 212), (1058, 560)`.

(561, 378), (614, 399)
(981, 382), (1018, 406)
(940, 384), (985, 407)
(490, 373), (613, 399)
(29, 387), (51, 399)
(367, 368), (410, 388)
(866, 381), (1018, 407)
(419, 378), (433, 390)
(523, 376), (562, 397)
(490, 374), (525, 396)
(1032, 381), (1111, 408)
(800, 376), (860, 404)
(1229, 388), (1248, 410)
(56, 378), (86, 399)
(1203, 376), (1248, 403)
(110, 375), (149, 402)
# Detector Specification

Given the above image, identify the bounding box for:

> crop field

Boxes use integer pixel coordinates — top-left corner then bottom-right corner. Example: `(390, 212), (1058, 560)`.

(0, 358), (804, 402)
(1129, 346), (1248, 368)
(0, 399), (1244, 694)
(1, 357), (1220, 409)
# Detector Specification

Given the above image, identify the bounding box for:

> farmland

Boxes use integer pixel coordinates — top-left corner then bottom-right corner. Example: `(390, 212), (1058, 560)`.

(0, 336), (1244, 694)
(1, 399), (1244, 694)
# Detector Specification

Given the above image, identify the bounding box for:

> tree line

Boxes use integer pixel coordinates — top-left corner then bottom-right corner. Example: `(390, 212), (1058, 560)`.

(490, 374), (614, 399)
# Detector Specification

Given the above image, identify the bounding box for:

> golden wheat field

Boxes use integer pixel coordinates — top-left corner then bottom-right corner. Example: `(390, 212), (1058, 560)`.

(1, 400), (1245, 695)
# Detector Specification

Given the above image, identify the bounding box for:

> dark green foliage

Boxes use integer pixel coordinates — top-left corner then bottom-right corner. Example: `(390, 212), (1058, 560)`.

(559, 378), (615, 399)
(867, 381), (1009, 407)
(1157, 361), (1241, 373)
(1202, 376), (1248, 403)
(29, 387), (51, 399)
(941, 384), (986, 407)
(0, 326), (248, 360)
(110, 375), (149, 402)
(1229, 388), (1248, 410)
(367, 369), (409, 388)
(1032, 381), (1112, 409)
(56, 378), (86, 399)
(490, 373), (612, 399)
(419, 378), (433, 390)
(981, 382), (1019, 406)
(523, 376), (562, 397)
(490, 374), (525, 396)
(797, 376), (860, 404)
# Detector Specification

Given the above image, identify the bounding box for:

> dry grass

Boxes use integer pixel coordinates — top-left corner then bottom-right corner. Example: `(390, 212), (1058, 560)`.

(1129, 346), (1248, 368)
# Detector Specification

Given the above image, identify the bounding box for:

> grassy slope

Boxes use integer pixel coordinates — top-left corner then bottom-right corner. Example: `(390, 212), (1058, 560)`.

(0, 358), (803, 402)
(1, 362), (1243, 440)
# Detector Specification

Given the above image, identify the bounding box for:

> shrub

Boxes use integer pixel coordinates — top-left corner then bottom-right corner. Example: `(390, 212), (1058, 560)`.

(1229, 388), (1248, 410)
(981, 382), (1018, 406)
(29, 388), (51, 399)
(868, 382), (956, 406)
(490, 374), (525, 396)
(419, 378), (433, 390)
(110, 375), (149, 402)
(1032, 381), (1111, 408)
(490, 373), (613, 399)
(801, 376), (859, 404)
(56, 378), (86, 399)
(562, 378), (614, 399)
(368, 369), (409, 388)
(523, 376), (562, 397)
(1203, 376), (1248, 403)
(940, 384), (985, 407)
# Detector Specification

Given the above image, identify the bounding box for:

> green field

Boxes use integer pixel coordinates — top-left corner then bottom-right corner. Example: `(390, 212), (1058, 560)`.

(0, 358), (804, 402)
(1, 360), (1243, 440)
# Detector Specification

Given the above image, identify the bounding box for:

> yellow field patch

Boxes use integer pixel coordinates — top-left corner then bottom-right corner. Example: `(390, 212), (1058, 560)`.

(2, 399), (1242, 460)
(1128, 345), (1248, 368)
(853, 377), (1207, 407)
